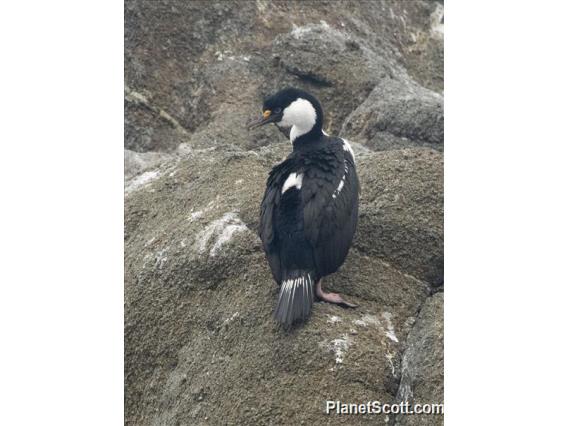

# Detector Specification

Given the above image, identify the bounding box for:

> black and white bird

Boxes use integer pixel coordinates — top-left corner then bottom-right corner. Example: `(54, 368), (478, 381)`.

(249, 88), (359, 326)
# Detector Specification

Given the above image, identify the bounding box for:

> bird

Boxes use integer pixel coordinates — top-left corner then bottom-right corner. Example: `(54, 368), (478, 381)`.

(249, 87), (359, 327)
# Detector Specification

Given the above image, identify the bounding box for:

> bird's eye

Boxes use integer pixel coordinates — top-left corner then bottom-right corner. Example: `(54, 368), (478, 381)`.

(274, 107), (282, 114)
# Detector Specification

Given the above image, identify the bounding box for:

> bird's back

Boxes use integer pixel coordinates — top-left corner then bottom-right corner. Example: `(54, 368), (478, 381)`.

(259, 135), (359, 284)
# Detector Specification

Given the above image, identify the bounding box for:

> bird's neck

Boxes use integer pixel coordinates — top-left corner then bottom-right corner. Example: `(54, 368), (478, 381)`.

(291, 125), (324, 149)
(290, 124), (322, 144)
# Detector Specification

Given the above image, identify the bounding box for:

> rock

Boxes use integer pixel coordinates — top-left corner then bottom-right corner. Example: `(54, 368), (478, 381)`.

(356, 148), (444, 285)
(125, 0), (259, 139)
(395, 292), (444, 425)
(124, 144), (440, 425)
(389, 1), (444, 93)
(125, 0), (443, 153)
(268, 21), (403, 135)
(341, 78), (444, 152)
(124, 88), (191, 153)
(124, 149), (175, 180)
(124, 1), (444, 424)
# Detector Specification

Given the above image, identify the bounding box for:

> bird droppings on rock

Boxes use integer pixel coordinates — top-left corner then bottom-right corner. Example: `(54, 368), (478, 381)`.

(352, 313), (381, 327)
(194, 212), (250, 257)
(385, 352), (396, 375)
(188, 202), (216, 223)
(222, 312), (240, 326)
(125, 169), (161, 195)
(327, 315), (342, 325)
(211, 224), (249, 257)
(188, 210), (204, 222)
(141, 246), (169, 271)
(125, 149), (175, 179)
(154, 248), (169, 270)
(291, 20), (331, 39)
(322, 334), (353, 365)
(382, 312), (399, 343)
(352, 313), (399, 343)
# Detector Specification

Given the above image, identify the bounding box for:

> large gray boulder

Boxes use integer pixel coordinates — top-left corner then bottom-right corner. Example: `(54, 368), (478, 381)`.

(125, 145), (441, 425)
(356, 148), (444, 285)
(341, 79), (444, 152)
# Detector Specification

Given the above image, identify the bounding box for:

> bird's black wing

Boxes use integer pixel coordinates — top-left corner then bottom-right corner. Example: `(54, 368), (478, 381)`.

(259, 159), (294, 284)
(301, 141), (359, 277)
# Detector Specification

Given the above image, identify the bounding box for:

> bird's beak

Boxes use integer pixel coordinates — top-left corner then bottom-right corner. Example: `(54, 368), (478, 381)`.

(248, 110), (279, 130)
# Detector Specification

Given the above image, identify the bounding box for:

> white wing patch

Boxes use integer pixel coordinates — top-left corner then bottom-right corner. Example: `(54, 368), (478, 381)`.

(331, 138), (355, 199)
(282, 172), (304, 194)
(332, 161), (349, 199)
(341, 138), (356, 163)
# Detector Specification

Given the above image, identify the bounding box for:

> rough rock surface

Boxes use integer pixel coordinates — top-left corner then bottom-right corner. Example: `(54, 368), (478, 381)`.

(125, 1), (444, 425)
(125, 146), (437, 425)
(341, 79), (444, 152)
(124, 149), (175, 180)
(395, 293), (444, 425)
(125, 0), (444, 152)
(356, 149), (443, 285)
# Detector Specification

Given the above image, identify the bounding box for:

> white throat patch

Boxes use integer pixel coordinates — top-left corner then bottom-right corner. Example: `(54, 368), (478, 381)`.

(278, 98), (317, 143)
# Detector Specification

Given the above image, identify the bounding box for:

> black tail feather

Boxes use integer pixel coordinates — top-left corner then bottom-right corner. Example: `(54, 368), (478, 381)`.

(274, 271), (315, 327)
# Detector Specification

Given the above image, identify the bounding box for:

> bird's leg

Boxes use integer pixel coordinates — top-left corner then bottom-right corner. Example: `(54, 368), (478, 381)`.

(316, 278), (358, 308)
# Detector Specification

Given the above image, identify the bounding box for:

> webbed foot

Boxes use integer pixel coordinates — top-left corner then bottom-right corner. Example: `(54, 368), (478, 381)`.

(316, 279), (358, 308)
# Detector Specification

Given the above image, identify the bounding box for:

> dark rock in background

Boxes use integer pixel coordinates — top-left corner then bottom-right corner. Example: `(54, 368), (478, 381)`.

(125, 1), (444, 424)
(341, 79), (444, 151)
(270, 21), (400, 134)
(124, 0), (444, 156)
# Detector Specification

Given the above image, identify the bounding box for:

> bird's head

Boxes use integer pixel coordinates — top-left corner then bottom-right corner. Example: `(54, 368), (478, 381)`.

(248, 87), (324, 143)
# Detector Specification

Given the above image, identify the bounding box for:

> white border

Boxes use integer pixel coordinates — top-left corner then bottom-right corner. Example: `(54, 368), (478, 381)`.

(446, 1), (568, 424)
(1, 1), (568, 424)
(0, 1), (123, 424)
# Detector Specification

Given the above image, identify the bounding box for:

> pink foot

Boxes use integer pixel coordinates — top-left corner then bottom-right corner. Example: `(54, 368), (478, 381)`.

(316, 279), (358, 308)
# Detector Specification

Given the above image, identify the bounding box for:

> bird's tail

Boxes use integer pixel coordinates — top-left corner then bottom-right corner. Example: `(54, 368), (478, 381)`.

(274, 270), (315, 327)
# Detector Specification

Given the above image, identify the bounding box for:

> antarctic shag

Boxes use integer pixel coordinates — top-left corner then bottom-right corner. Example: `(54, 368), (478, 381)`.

(249, 87), (360, 327)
